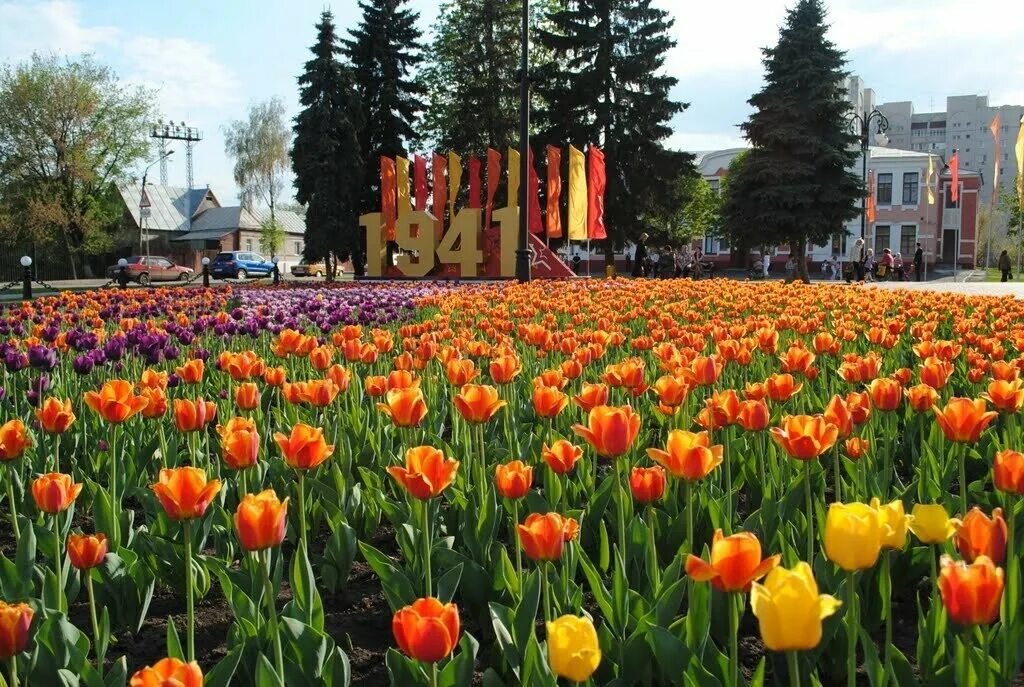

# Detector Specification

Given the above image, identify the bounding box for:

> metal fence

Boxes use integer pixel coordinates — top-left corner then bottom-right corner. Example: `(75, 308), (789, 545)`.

(0, 251), (109, 283)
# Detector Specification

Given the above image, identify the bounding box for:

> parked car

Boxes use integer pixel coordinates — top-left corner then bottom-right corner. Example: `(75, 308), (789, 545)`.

(106, 256), (194, 286)
(209, 252), (275, 280)
(290, 258), (325, 278)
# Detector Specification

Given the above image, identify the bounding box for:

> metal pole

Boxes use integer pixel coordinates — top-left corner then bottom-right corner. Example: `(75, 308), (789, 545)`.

(139, 172), (147, 254)
(954, 184), (960, 282)
(514, 0), (532, 283)
(860, 124), (868, 239)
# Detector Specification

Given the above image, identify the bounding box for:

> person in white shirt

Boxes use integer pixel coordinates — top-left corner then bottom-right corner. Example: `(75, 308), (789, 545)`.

(761, 251), (770, 278)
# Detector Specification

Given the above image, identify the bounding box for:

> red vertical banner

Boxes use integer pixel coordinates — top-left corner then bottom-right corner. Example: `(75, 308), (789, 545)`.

(414, 154), (428, 211)
(527, 148), (542, 233)
(431, 153), (447, 237)
(950, 150), (960, 202)
(587, 145), (607, 240)
(468, 155), (482, 208)
(866, 170), (876, 224)
(381, 156), (397, 241)
(486, 148), (501, 229)
(546, 145), (563, 239)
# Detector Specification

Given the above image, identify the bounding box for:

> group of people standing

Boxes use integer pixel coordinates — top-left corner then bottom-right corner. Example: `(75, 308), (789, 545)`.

(848, 238), (924, 282)
(630, 233), (706, 279)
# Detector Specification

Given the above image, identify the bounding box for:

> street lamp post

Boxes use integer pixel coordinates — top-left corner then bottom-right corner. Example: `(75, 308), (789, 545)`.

(848, 109), (889, 241)
(514, 0), (532, 283)
(139, 150), (174, 254)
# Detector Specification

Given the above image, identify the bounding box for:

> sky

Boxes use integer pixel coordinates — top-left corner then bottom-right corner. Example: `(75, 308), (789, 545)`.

(1, 0), (1022, 205)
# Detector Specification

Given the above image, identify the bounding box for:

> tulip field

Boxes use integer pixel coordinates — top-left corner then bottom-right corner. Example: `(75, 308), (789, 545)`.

(1, 278), (1024, 686)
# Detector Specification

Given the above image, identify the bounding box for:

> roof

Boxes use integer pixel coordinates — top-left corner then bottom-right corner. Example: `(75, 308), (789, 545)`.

(186, 206), (305, 236)
(249, 207), (305, 235)
(119, 183), (220, 232)
(169, 228), (233, 242)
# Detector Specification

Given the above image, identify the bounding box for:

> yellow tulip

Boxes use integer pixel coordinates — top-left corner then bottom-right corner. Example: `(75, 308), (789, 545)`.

(909, 503), (960, 544)
(871, 498), (911, 550)
(546, 615), (601, 683)
(824, 502), (887, 572)
(750, 562), (842, 651)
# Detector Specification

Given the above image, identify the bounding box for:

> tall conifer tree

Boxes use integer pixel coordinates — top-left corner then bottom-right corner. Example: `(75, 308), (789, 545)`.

(739, 0), (861, 282)
(292, 11), (364, 278)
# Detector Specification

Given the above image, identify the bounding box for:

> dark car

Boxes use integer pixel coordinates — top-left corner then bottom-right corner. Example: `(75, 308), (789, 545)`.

(106, 256), (195, 286)
(209, 251), (275, 280)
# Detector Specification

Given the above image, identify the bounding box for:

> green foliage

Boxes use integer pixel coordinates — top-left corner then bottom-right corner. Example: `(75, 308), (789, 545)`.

(224, 98), (291, 219)
(536, 0), (694, 248)
(343, 0), (425, 214)
(259, 217), (285, 259)
(1000, 177), (1023, 234)
(736, 0), (861, 281)
(0, 54), (154, 276)
(292, 11), (364, 278)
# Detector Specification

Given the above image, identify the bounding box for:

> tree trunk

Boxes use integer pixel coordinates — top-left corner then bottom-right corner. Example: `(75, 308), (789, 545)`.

(792, 239), (810, 283)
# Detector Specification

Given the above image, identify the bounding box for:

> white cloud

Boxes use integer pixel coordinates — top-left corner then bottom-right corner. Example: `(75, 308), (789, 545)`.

(0, 0), (118, 58)
(667, 131), (748, 153)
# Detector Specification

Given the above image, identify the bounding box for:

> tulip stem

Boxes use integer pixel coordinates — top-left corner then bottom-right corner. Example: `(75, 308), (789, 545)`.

(882, 551), (892, 674)
(512, 500), (523, 590)
(847, 571), (858, 687)
(296, 470), (307, 553)
(832, 445), (842, 504)
(421, 499), (432, 597)
(723, 427), (733, 533)
(8, 655), (18, 687)
(86, 573), (103, 676)
(786, 651), (801, 687)
(1005, 492), (1016, 679)
(109, 425), (119, 546)
(958, 444), (967, 517)
(260, 548), (285, 683)
(686, 480), (694, 553)
(52, 512), (65, 613)
(430, 662), (439, 687)
(542, 561), (553, 623)
(982, 623), (992, 687)
(183, 519), (195, 663)
(962, 629), (972, 687)
(647, 507), (660, 593)
(5, 463), (19, 540)
(728, 593), (740, 687)
(804, 461), (814, 566)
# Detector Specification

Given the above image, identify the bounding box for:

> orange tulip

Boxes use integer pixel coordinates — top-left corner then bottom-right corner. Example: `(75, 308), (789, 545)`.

(993, 449), (1024, 494)
(868, 377), (903, 412)
(387, 370), (420, 391)
(518, 512), (576, 561)
(560, 359), (584, 380)
(905, 384), (939, 413)
(325, 364), (352, 392)
(938, 555), (1004, 627)
(653, 375), (690, 408)
(392, 597), (461, 663)
(919, 357), (954, 390)
(647, 430), (724, 481)
(263, 366), (286, 387)
(387, 446), (459, 500)
(175, 359), (205, 384)
(824, 395), (853, 438)
(770, 415), (839, 460)
(364, 375), (388, 397)
(703, 390), (742, 428)
(173, 398), (218, 433)
(445, 359), (478, 386)
(454, 384), (506, 423)
(495, 460), (533, 499)
(0, 601), (33, 660)
(223, 350), (265, 381)
(765, 374), (802, 402)
(309, 344), (334, 371)
(744, 382), (767, 401)
(129, 658), (204, 687)
(299, 379), (340, 407)
(737, 399), (770, 432)
(31, 472), (82, 513)
(35, 397), (75, 434)
(933, 398), (998, 443)
(378, 388), (429, 427)
(691, 356), (721, 386)
(538, 369), (568, 390)
(234, 382), (260, 411)
(573, 383), (609, 413)
(234, 489), (289, 551)
(140, 387), (168, 419)
(955, 507), (1007, 564)
(139, 369), (169, 390)
(489, 354), (522, 384)
(891, 367), (913, 386)
(151, 467), (222, 520)
(274, 423), (334, 470)
(981, 379), (1024, 413)
(686, 529), (780, 592)
(217, 417), (260, 470)
(844, 437), (869, 461)
(67, 533), (108, 570)
(779, 346), (816, 377)
(845, 391), (872, 425)
(84, 380), (149, 424)
(533, 383), (569, 418)
(630, 466), (666, 504)
(542, 440), (583, 475)
(0, 419), (30, 461)
(572, 405), (642, 459)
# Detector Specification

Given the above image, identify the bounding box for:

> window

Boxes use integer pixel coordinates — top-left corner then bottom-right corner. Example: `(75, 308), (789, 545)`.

(294, 242), (302, 255)
(877, 173), (893, 204)
(245, 239), (253, 252)
(900, 226), (917, 256)
(874, 225), (891, 255)
(945, 185), (959, 208)
(902, 173), (919, 205)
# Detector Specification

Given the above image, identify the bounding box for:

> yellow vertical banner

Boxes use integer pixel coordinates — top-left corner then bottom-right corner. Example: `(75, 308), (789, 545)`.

(396, 156), (411, 218)
(448, 152), (462, 219)
(507, 147), (521, 207)
(1016, 115), (1024, 204)
(926, 155), (935, 205)
(568, 145), (587, 240)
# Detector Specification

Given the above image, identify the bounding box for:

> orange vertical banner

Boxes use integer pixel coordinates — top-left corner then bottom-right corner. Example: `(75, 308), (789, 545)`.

(527, 148), (542, 233)
(990, 114), (1001, 207)
(381, 156), (397, 241)
(432, 153), (447, 237)
(486, 148), (501, 229)
(950, 150), (960, 202)
(867, 170), (876, 224)
(546, 145), (562, 239)
(587, 145), (607, 240)
(468, 155), (482, 209)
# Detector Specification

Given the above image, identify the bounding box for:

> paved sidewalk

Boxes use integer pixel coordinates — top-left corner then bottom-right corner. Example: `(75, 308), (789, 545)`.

(871, 279), (1024, 297)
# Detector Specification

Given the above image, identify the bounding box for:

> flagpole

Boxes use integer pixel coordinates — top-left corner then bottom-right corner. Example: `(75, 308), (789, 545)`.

(587, 239), (591, 277)
(514, 0), (532, 283)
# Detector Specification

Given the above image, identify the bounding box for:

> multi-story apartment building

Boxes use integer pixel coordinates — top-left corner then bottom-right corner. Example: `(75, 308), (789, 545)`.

(876, 96), (1023, 207)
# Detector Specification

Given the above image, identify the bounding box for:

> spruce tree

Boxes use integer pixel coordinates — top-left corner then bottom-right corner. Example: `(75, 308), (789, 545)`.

(739, 0), (861, 282)
(344, 0), (426, 214)
(292, 11), (364, 278)
(537, 0), (693, 251)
